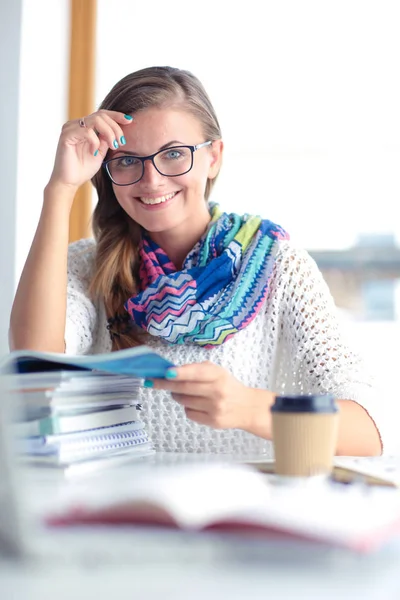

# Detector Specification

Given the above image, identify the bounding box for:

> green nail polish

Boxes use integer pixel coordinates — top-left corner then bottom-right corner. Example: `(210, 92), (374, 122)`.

(94, 149), (99, 157)
(124, 114), (133, 120)
(120, 136), (126, 145)
(143, 379), (154, 388)
(165, 369), (178, 380)
(113, 140), (119, 149)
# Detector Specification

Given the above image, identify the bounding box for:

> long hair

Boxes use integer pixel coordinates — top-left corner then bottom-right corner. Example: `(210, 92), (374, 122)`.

(90, 66), (222, 350)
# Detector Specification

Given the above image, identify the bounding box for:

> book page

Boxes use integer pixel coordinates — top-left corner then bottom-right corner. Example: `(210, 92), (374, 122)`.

(48, 463), (267, 528)
(47, 462), (400, 551)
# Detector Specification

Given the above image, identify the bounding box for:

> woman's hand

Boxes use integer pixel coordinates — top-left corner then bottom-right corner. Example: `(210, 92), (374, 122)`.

(48, 109), (134, 191)
(146, 361), (275, 436)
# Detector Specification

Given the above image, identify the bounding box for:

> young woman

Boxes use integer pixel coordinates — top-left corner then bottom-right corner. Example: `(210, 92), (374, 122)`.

(10, 66), (384, 456)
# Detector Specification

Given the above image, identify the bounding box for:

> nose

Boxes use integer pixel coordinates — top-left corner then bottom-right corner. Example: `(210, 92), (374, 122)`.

(140, 158), (165, 186)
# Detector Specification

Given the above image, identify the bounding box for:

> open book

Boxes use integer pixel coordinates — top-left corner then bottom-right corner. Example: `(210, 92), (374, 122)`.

(0, 346), (174, 379)
(47, 462), (400, 553)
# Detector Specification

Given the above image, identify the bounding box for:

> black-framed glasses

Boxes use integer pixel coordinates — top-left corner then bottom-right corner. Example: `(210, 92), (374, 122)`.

(103, 141), (212, 186)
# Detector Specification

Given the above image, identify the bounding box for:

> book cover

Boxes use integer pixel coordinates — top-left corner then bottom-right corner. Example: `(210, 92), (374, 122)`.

(1, 345), (175, 378)
(14, 405), (142, 436)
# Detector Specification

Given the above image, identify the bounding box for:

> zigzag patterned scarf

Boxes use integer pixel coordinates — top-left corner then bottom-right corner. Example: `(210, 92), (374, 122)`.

(124, 204), (289, 347)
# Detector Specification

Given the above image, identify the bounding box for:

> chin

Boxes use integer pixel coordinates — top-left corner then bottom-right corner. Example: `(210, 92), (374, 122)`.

(139, 217), (181, 234)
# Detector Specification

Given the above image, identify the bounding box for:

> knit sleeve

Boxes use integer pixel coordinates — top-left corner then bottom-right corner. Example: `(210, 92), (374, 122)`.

(65, 238), (98, 355)
(275, 242), (390, 451)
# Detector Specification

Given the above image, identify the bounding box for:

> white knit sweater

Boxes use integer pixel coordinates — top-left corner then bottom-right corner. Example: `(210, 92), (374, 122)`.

(65, 238), (387, 455)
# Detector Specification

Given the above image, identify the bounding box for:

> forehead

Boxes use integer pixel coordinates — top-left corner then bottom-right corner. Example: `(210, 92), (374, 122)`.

(120, 107), (204, 153)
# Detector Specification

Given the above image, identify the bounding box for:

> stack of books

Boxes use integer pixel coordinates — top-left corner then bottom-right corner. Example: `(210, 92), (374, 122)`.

(1, 346), (174, 472)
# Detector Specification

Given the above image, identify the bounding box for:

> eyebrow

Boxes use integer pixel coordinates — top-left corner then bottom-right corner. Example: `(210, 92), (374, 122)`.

(113, 140), (185, 157)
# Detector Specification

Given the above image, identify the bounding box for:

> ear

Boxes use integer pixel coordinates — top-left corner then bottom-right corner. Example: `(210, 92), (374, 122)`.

(207, 140), (224, 180)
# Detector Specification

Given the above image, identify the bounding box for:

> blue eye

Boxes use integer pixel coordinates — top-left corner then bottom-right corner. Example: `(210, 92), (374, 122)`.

(165, 150), (182, 160)
(116, 156), (138, 167)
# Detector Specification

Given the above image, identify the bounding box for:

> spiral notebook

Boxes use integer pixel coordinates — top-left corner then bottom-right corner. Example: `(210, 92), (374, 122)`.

(20, 422), (153, 465)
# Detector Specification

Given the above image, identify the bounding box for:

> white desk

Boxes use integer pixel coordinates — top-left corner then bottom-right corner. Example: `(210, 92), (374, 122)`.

(2, 453), (400, 600)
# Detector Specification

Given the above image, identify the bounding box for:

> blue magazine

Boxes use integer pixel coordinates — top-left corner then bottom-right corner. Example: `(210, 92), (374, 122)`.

(1, 346), (174, 379)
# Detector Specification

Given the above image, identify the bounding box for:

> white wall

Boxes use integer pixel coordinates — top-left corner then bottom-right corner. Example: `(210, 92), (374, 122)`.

(0, 0), (69, 355)
(16, 0), (70, 278)
(96, 0), (400, 251)
(0, 0), (23, 357)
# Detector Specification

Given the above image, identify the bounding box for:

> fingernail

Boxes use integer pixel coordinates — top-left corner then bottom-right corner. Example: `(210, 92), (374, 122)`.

(120, 136), (126, 145)
(143, 379), (154, 388)
(94, 149), (99, 157)
(124, 114), (133, 120)
(113, 140), (119, 149)
(165, 369), (178, 380)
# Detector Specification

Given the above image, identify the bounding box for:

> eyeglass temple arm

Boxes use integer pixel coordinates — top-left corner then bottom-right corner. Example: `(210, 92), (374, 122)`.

(194, 141), (213, 151)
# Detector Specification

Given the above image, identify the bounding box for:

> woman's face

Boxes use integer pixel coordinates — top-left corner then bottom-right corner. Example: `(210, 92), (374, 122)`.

(109, 107), (222, 237)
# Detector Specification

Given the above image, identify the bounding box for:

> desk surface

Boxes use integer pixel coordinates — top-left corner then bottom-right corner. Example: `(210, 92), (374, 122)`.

(2, 452), (400, 600)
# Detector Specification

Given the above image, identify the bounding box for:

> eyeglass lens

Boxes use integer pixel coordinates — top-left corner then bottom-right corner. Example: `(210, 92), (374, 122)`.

(107, 146), (193, 185)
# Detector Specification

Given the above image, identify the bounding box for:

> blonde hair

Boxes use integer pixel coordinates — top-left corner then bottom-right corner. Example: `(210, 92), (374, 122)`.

(90, 66), (222, 350)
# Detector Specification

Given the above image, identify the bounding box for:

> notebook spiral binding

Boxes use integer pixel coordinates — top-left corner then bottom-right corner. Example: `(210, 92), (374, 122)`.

(61, 428), (148, 447)
(64, 436), (151, 458)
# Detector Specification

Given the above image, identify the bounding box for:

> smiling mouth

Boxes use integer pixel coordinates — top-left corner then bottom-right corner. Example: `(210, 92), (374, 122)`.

(138, 192), (178, 205)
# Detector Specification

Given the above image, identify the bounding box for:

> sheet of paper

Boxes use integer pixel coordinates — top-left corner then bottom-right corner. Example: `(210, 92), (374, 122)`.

(334, 455), (400, 486)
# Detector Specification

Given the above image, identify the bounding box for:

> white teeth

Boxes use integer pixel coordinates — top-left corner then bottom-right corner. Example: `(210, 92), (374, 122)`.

(140, 192), (177, 205)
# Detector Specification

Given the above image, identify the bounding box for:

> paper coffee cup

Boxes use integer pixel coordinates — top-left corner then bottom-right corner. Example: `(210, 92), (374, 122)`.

(271, 394), (339, 478)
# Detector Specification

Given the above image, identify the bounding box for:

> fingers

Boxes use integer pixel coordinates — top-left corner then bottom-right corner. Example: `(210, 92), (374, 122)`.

(94, 137), (110, 159)
(72, 126), (107, 158)
(100, 110), (134, 126)
(61, 110), (134, 154)
(84, 110), (133, 151)
(173, 393), (231, 429)
(88, 130), (109, 158)
(152, 379), (214, 397)
(146, 362), (227, 397)
(184, 408), (216, 427)
(171, 395), (210, 426)
(164, 361), (223, 383)
(172, 393), (210, 411)
(86, 128), (103, 156)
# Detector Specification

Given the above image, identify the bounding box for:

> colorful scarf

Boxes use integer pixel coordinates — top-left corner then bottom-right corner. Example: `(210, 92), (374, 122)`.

(124, 204), (289, 347)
